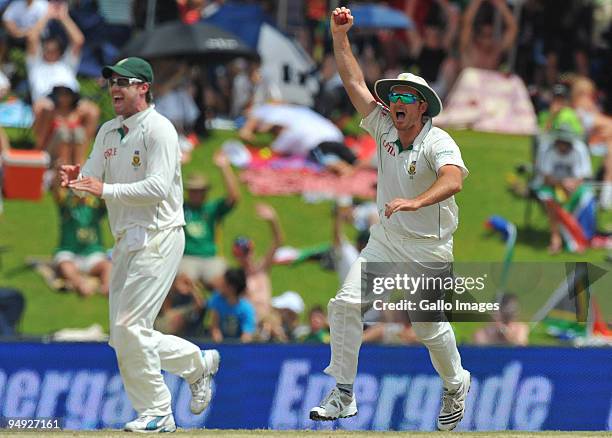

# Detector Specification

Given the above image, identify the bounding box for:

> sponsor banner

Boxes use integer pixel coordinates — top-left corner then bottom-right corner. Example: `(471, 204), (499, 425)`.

(0, 342), (610, 431)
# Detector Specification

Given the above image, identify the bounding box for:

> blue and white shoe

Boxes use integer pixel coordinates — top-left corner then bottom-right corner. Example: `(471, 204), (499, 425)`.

(437, 370), (471, 431)
(124, 414), (176, 433)
(189, 349), (221, 414)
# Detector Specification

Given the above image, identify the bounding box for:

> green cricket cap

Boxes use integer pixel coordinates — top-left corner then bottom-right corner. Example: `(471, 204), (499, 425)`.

(102, 57), (154, 83)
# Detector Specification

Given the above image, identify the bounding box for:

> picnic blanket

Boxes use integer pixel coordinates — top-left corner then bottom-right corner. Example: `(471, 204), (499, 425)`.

(240, 135), (378, 198)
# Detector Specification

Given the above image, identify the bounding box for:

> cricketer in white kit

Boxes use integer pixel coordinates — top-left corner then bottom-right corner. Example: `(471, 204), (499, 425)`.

(309, 8), (471, 431)
(60, 57), (219, 433)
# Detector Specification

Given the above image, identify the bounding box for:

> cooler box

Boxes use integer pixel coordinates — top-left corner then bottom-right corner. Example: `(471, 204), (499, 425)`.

(2, 149), (50, 200)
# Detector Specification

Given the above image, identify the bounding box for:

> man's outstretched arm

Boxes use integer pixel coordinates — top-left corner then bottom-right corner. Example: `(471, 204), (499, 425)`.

(330, 7), (377, 118)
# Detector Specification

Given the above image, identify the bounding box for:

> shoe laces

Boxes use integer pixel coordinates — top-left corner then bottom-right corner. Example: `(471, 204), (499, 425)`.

(190, 375), (208, 393)
(442, 387), (461, 413)
(322, 388), (342, 407)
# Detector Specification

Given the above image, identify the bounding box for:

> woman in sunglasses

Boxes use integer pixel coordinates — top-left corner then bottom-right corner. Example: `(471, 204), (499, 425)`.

(59, 57), (219, 432)
(310, 7), (471, 433)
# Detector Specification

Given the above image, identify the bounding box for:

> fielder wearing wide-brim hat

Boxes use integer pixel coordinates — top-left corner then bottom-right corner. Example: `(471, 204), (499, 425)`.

(374, 72), (443, 117)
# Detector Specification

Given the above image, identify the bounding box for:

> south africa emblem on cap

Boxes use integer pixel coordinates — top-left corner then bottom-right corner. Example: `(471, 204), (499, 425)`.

(132, 150), (141, 168)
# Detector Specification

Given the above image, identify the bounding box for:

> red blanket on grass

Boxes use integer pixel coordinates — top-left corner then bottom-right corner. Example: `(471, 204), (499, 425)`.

(240, 136), (377, 198)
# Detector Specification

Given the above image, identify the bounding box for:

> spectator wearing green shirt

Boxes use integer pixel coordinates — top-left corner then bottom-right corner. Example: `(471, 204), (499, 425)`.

(301, 305), (330, 344)
(52, 183), (111, 296)
(538, 84), (584, 137)
(179, 151), (240, 287)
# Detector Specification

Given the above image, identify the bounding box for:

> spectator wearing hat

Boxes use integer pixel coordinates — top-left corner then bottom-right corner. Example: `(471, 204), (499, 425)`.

(232, 203), (283, 323)
(535, 128), (594, 254)
(270, 290), (305, 342)
(538, 84), (584, 137)
(207, 267), (255, 343)
(179, 151), (240, 288)
(25, 1), (99, 155)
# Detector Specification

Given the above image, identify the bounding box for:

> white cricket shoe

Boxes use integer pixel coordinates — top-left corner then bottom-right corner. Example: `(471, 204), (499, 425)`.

(309, 387), (358, 421)
(189, 349), (221, 414)
(437, 370), (471, 431)
(124, 414), (176, 433)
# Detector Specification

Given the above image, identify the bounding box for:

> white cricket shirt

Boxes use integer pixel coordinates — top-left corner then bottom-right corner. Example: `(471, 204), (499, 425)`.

(360, 103), (468, 241)
(81, 105), (185, 239)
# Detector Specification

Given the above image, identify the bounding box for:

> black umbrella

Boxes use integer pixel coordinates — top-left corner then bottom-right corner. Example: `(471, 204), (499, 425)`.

(120, 20), (257, 61)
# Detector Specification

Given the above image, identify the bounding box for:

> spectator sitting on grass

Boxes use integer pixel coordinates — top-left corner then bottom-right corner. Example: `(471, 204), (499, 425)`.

(571, 76), (612, 209)
(473, 293), (528, 346)
(208, 268), (255, 343)
(238, 103), (363, 176)
(270, 290), (305, 342)
(363, 308), (418, 345)
(534, 128), (593, 254)
(26, 2), (99, 154)
(52, 175), (111, 297)
(538, 84), (584, 137)
(178, 151), (240, 289)
(232, 203), (283, 323)
(300, 305), (330, 343)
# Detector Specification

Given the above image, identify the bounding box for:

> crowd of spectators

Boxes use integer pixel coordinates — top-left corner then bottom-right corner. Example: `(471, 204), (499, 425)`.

(2, 0), (612, 343)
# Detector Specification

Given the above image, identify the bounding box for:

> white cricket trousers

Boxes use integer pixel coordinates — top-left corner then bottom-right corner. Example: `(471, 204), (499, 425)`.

(109, 226), (205, 416)
(324, 224), (466, 390)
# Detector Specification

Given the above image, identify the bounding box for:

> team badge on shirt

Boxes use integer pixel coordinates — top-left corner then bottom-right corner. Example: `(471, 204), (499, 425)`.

(408, 160), (417, 177)
(131, 150), (142, 169)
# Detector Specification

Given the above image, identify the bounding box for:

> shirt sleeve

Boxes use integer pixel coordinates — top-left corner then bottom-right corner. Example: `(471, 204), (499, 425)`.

(240, 300), (256, 334)
(102, 118), (179, 205)
(2, 3), (18, 24)
(62, 46), (81, 72)
(359, 103), (392, 143)
(426, 133), (469, 179)
(81, 126), (107, 180)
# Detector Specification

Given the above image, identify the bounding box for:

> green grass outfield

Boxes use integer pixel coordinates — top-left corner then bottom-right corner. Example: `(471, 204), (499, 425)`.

(1, 430), (609, 438)
(0, 127), (611, 338)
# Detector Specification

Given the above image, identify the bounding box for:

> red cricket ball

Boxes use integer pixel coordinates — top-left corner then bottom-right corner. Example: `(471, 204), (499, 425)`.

(334, 12), (349, 25)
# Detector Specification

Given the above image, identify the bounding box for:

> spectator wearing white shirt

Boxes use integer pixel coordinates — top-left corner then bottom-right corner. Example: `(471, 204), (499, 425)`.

(239, 104), (363, 175)
(2, 0), (48, 42)
(25, 1), (99, 158)
(535, 128), (593, 254)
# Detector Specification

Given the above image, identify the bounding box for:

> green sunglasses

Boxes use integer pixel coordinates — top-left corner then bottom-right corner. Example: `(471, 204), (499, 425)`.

(388, 92), (421, 104)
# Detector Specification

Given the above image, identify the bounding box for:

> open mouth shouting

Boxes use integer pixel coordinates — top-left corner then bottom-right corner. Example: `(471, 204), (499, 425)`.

(395, 110), (406, 121)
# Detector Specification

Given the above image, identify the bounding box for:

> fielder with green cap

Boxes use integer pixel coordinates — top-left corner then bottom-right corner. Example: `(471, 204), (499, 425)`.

(309, 8), (471, 432)
(59, 57), (220, 432)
